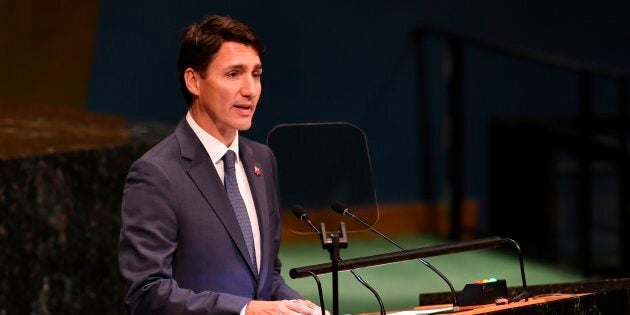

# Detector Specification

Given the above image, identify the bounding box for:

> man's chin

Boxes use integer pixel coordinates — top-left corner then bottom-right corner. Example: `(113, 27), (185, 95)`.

(235, 121), (253, 131)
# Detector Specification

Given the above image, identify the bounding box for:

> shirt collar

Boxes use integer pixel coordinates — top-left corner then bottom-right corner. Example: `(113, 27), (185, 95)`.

(186, 111), (240, 165)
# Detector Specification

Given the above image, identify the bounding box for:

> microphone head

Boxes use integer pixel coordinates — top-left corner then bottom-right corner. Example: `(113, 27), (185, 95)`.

(331, 200), (349, 215)
(291, 205), (309, 221)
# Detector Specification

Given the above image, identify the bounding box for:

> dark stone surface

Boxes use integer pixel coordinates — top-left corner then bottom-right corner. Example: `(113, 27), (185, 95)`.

(0, 114), (173, 314)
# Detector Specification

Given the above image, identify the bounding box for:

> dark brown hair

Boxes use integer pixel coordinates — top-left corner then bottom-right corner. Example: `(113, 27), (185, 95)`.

(177, 15), (265, 105)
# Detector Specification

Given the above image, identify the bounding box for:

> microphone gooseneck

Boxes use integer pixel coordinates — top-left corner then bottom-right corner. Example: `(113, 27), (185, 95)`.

(292, 205), (321, 234)
(305, 271), (326, 315)
(291, 205), (386, 315)
(331, 201), (459, 308)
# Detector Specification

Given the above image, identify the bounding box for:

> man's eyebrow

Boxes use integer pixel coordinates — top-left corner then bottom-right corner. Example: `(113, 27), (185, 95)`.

(224, 64), (263, 71)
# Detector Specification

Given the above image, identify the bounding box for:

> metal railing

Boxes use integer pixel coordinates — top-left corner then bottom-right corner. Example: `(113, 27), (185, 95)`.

(414, 25), (630, 276)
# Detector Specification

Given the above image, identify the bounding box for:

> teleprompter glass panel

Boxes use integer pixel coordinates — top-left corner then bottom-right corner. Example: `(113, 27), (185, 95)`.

(267, 122), (379, 234)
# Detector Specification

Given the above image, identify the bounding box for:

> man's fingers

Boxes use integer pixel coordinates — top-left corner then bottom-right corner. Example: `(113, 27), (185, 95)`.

(302, 300), (318, 309)
(276, 301), (303, 315)
(282, 299), (315, 314)
(247, 300), (325, 315)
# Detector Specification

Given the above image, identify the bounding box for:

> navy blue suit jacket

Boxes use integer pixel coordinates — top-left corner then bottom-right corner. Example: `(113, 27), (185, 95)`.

(119, 118), (300, 314)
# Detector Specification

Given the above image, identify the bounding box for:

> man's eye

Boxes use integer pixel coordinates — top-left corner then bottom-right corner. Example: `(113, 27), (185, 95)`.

(253, 72), (262, 79)
(227, 72), (238, 78)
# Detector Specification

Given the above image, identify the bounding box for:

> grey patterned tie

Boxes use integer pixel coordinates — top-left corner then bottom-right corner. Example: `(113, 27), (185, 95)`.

(222, 150), (257, 271)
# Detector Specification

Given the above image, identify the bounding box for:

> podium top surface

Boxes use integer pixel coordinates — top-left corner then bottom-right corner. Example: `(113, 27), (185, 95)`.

(410, 293), (586, 314)
(0, 104), (173, 159)
(410, 278), (630, 315)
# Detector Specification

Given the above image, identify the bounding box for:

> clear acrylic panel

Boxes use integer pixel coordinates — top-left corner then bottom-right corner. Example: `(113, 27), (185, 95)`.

(267, 122), (379, 234)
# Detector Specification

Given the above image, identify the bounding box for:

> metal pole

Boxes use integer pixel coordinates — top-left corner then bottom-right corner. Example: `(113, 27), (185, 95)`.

(577, 72), (593, 275)
(446, 39), (464, 240)
(618, 79), (629, 275)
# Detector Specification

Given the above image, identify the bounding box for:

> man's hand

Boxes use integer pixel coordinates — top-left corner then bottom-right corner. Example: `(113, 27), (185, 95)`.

(246, 299), (327, 315)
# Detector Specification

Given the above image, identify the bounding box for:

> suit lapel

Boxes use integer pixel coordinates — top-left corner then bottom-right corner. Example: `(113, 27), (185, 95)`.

(240, 139), (270, 287)
(176, 120), (257, 278)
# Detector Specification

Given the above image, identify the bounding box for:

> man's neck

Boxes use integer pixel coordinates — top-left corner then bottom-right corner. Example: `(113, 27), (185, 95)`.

(188, 107), (237, 147)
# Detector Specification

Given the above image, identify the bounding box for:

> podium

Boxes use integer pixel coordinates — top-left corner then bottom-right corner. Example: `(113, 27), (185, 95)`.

(0, 105), (173, 313)
(414, 278), (630, 314)
(291, 235), (630, 314)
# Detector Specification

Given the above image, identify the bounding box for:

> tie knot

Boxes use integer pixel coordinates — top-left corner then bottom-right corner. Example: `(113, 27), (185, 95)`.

(223, 150), (237, 171)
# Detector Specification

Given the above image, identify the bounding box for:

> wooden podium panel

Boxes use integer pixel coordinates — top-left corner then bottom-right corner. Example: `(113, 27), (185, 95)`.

(411, 293), (586, 314)
(410, 278), (630, 315)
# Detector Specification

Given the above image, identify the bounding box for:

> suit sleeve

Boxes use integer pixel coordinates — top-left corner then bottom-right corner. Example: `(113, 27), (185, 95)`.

(267, 147), (302, 300)
(119, 158), (250, 314)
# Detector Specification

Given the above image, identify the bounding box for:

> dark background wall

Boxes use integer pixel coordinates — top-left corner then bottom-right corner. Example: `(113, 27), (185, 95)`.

(85, 0), (630, 235)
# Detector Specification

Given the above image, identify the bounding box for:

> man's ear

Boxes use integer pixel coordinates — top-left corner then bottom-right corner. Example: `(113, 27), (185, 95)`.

(184, 68), (200, 97)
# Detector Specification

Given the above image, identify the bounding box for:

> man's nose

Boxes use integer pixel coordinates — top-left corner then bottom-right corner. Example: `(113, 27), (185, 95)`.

(240, 76), (258, 98)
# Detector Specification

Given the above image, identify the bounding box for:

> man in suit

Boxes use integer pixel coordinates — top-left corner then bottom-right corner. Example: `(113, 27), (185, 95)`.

(119, 15), (320, 314)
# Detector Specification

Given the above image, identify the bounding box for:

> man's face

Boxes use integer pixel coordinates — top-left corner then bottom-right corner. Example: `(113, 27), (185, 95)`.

(188, 41), (262, 142)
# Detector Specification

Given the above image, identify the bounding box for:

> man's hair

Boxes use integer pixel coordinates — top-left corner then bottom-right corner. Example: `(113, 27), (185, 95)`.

(177, 15), (265, 105)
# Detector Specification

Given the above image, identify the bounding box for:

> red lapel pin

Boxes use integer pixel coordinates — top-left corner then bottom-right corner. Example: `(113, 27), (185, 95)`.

(254, 165), (262, 176)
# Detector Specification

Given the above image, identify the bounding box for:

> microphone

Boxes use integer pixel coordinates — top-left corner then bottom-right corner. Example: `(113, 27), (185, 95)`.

(291, 205), (386, 315)
(292, 206), (320, 234)
(330, 201), (459, 309)
(291, 206), (327, 314)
